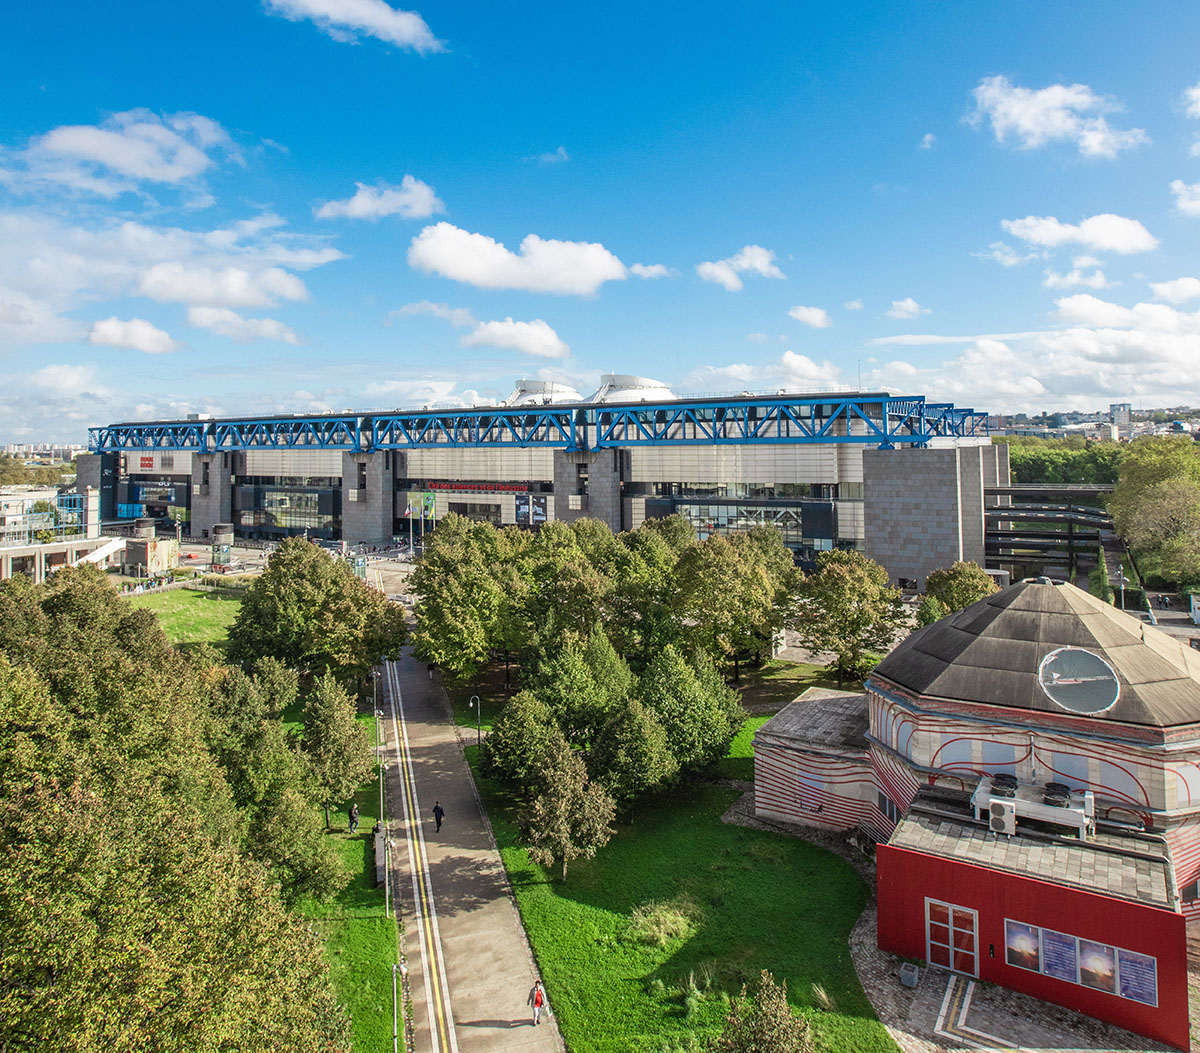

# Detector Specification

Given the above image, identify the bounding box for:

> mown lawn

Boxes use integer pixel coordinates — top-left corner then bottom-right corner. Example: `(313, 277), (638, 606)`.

(734, 659), (854, 711)
(299, 712), (398, 1053)
(714, 715), (772, 782)
(129, 588), (242, 651)
(472, 756), (896, 1053)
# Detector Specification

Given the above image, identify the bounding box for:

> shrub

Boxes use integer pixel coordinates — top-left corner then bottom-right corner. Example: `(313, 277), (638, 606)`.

(629, 899), (697, 948)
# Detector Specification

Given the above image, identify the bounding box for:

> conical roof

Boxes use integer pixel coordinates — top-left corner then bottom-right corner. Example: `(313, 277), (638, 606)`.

(872, 580), (1200, 728)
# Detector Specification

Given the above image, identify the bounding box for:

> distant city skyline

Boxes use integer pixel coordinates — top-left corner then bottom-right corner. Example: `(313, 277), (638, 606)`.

(2, 1), (1199, 442)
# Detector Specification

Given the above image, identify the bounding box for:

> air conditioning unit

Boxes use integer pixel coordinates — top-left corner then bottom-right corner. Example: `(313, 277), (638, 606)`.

(990, 799), (1017, 836)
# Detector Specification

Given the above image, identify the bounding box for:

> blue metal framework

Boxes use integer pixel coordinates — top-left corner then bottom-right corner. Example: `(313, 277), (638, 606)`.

(370, 406), (576, 449)
(89, 393), (987, 453)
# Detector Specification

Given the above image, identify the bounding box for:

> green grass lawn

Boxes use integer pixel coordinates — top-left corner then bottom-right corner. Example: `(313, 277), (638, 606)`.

(714, 715), (773, 782)
(129, 588), (242, 651)
(734, 659), (854, 711)
(472, 756), (896, 1053)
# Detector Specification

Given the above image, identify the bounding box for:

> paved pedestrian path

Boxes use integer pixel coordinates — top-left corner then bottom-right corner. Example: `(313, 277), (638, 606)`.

(381, 649), (563, 1053)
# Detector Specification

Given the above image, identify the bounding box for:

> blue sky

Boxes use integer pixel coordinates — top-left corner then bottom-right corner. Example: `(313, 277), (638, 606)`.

(3, 1), (1199, 442)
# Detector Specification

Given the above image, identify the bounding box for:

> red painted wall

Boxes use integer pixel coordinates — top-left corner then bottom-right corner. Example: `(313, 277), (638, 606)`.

(876, 844), (1190, 1051)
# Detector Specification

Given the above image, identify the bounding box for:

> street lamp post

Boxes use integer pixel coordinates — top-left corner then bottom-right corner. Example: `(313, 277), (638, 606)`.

(392, 962), (399, 1053)
(469, 695), (481, 748)
(1116, 563), (1130, 611)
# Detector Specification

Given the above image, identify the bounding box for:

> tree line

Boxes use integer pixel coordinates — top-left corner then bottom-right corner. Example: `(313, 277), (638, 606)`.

(0, 539), (407, 1051)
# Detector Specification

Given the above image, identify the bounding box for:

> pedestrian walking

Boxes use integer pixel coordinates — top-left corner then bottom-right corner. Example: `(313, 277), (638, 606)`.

(349, 803), (359, 833)
(432, 801), (445, 832)
(527, 979), (549, 1026)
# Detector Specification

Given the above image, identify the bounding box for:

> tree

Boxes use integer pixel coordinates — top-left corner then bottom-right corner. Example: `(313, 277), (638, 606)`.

(924, 561), (998, 612)
(531, 628), (634, 747)
(301, 673), (373, 829)
(791, 551), (905, 687)
(915, 593), (950, 627)
(587, 697), (677, 802)
(714, 970), (812, 1053)
(479, 691), (562, 785)
(639, 645), (740, 773)
(520, 735), (615, 881)
(228, 537), (407, 681)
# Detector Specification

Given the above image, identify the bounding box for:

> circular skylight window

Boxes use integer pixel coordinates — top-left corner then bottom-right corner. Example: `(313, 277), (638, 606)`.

(1037, 647), (1121, 715)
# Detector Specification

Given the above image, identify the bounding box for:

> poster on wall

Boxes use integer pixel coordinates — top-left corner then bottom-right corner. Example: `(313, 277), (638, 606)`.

(1079, 940), (1117, 994)
(530, 494), (547, 525)
(1004, 920), (1040, 972)
(1040, 929), (1079, 983)
(515, 494), (529, 525)
(1117, 948), (1158, 1006)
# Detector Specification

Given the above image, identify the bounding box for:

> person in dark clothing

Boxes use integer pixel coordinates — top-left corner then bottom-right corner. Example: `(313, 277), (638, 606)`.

(432, 801), (445, 831)
(349, 803), (359, 833)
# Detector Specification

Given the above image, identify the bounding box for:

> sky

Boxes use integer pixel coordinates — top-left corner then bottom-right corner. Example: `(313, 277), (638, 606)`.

(2, 1), (1200, 443)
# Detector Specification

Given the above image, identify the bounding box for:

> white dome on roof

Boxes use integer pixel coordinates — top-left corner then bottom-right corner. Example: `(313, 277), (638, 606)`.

(502, 379), (584, 406)
(583, 373), (675, 404)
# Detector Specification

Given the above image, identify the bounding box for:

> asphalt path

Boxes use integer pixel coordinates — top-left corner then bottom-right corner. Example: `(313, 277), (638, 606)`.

(381, 650), (562, 1053)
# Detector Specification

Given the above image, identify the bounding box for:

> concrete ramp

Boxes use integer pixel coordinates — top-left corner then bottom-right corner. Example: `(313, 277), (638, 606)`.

(73, 536), (125, 567)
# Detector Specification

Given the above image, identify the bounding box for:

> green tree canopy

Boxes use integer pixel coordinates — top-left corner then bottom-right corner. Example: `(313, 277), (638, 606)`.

(791, 550), (905, 687)
(480, 691), (563, 786)
(924, 561), (999, 612)
(520, 735), (616, 882)
(639, 645), (740, 773)
(588, 697), (678, 802)
(228, 537), (407, 680)
(300, 673), (374, 829)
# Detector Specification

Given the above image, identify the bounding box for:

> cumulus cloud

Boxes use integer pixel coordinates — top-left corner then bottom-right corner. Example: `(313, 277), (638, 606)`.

(407, 222), (627, 296)
(973, 241), (1041, 267)
(968, 75), (1148, 158)
(1043, 266), (1110, 290)
(1151, 277), (1200, 304)
(1001, 213), (1158, 254)
(263, 0), (442, 52)
(630, 262), (672, 279)
(1170, 179), (1200, 216)
(920, 132), (936, 150)
(787, 305), (832, 328)
(3, 110), (239, 201)
(186, 306), (300, 344)
(685, 350), (844, 392)
(696, 245), (785, 292)
(394, 300), (475, 327)
(88, 316), (180, 354)
(138, 262), (308, 307)
(460, 317), (569, 359)
(843, 298), (863, 311)
(887, 297), (930, 319)
(315, 175), (443, 220)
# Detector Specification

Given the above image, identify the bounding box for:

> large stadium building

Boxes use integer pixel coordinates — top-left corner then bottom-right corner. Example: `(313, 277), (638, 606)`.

(79, 375), (1001, 583)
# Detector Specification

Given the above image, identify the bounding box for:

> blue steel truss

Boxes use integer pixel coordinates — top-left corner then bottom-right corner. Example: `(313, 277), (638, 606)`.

(370, 406), (577, 449)
(89, 393), (987, 453)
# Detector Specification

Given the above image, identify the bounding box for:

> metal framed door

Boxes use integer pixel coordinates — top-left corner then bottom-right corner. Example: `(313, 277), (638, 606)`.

(925, 897), (979, 977)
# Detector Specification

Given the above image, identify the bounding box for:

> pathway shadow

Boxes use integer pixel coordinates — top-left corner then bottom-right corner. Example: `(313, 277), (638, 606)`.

(426, 852), (507, 917)
(458, 1018), (530, 1029)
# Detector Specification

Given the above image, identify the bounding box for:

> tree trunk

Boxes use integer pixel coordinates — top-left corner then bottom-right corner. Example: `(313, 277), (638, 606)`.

(733, 654), (740, 683)
(561, 857), (568, 882)
(837, 662), (844, 689)
(324, 803), (331, 829)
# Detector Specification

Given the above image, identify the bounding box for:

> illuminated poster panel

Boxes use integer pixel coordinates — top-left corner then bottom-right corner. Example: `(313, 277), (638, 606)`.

(1003, 918), (1156, 1007)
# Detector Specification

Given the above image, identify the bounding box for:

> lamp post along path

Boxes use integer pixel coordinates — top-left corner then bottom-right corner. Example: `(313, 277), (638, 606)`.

(469, 695), (481, 748)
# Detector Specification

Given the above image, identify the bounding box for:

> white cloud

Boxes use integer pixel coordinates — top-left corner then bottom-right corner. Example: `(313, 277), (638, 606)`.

(1151, 277), (1200, 304)
(186, 306), (300, 344)
(8, 110), (238, 198)
(395, 300), (476, 327)
(1072, 255), (1102, 269)
(1001, 213), (1158, 254)
(920, 132), (936, 150)
(887, 297), (930, 319)
(407, 222), (627, 296)
(973, 241), (1041, 267)
(843, 298), (863, 311)
(315, 175), (443, 220)
(138, 262), (308, 307)
(968, 75), (1148, 158)
(685, 350), (844, 392)
(1187, 81), (1200, 119)
(1169, 179), (1200, 216)
(263, 0), (442, 52)
(630, 262), (672, 279)
(787, 305), (832, 328)
(745, 332), (768, 343)
(526, 146), (569, 164)
(28, 363), (109, 399)
(1042, 267), (1110, 290)
(460, 317), (569, 359)
(88, 316), (180, 354)
(696, 245), (785, 292)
